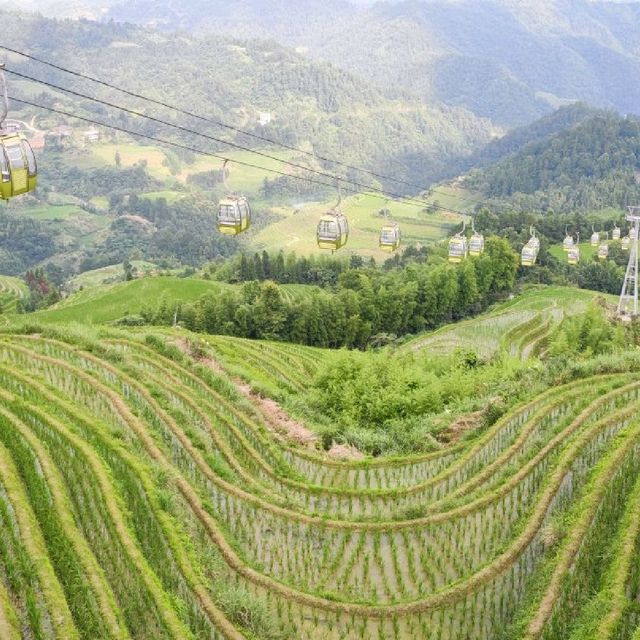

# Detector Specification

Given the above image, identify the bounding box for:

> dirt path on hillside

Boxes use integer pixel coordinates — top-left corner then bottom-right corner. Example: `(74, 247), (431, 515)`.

(174, 337), (366, 459)
(174, 337), (364, 460)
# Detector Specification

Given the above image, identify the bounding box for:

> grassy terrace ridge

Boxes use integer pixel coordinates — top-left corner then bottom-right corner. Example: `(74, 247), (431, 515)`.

(401, 286), (615, 359)
(0, 275), (28, 313)
(28, 276), (233, 324)
(0, 318), (638, 637)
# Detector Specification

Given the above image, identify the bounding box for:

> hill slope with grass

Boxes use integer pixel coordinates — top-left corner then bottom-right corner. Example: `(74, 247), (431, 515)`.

(1, 281), (640, 637)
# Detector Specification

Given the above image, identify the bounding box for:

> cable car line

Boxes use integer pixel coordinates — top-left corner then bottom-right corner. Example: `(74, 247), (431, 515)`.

(3, 67), (432, 209)
(1, 55), (628, 261)
(8, 95), (434, 210)
(0, 44), (436, 194)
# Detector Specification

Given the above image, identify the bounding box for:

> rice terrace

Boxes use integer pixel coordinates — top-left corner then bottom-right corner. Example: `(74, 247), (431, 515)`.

(3, 0), (640, 638)
(0, 281), (639, 639)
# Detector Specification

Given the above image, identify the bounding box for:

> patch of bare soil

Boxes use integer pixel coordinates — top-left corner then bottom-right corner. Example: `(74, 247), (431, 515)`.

(437, 398), (503, 444)
(438, 410), (485, 444)
(248, 391), (319, 450)
(327, 442), (365, 462)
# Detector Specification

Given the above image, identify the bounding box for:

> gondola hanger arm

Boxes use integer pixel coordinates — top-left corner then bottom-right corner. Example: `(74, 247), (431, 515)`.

(222, 158), (230, 193)
(0, 64), (8, 129)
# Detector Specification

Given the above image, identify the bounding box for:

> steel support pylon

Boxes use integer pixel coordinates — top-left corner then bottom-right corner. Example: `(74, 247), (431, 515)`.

(618, 206), (640, 317)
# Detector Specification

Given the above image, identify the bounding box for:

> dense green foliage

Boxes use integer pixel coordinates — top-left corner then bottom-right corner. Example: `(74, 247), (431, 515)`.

(468, 113), (640, 213)
(305, 348), (524, 456)
(80, 194), (238, 272)
(0, 212), (57, 275)
(460, 103), (602, 172)
(39, 152), (162, 200)
(549, 303), (625, 358)
(141, 237), (519, 347)
(212, 250), (353, 287)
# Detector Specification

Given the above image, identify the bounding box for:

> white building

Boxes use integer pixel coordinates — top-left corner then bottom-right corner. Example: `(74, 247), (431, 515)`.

(258, 112), (272, 126)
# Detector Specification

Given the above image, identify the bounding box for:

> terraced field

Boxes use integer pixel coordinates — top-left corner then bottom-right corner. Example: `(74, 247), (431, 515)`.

(0, 276), (27, 313)
(403, 286), (614, 359)
(0, 324), (638, 638)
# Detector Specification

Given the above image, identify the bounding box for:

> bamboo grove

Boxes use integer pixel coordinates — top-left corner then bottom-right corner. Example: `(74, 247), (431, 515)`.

(0, 326), (640, 639)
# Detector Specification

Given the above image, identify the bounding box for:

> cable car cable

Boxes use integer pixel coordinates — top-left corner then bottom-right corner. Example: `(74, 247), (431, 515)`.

(0, 47), (544, 222)
(0, 45), (438, 194)
(4, 67), (435, 209)
(9, 94), (436, 210)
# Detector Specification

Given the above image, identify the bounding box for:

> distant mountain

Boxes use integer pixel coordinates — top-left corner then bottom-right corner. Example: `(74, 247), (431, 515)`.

(0, 0), (120, 19)
(0, 10), (494, 188)
(104, 0), (640, 128)
(465, 111), (640, 213)
(462, 102), (604, 171)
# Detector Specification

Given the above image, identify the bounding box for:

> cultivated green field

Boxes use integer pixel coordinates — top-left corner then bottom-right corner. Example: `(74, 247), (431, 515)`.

(32, 276), (231, 324)
(0, 312), (637, 638)
(403, 286), (614, 359)
(67, 261), (160, 291)
(548, 241), (598, 263)
(250, 188), (470, 259)
(0, 276), (28, 313)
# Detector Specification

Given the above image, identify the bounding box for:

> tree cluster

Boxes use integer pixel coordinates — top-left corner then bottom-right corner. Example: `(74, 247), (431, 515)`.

(467, 114), (640, 213)
(141, 237), (519, 349)
(19, 268), (61, 312)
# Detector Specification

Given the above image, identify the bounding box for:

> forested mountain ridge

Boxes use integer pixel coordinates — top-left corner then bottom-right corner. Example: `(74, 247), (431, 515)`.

(465, 111), (640, 213)
(103, 0), (640, 127)
(0, 9), (494, 188)
(457, 102), (603, 173)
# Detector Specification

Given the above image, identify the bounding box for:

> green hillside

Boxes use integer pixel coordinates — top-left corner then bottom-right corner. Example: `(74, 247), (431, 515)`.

(466, 112), (640, 213)
(32, 276), (230, 324)
(0, 282), (638, 637)
(0, 9), (493, 189)
(106, 0), (640, 127)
